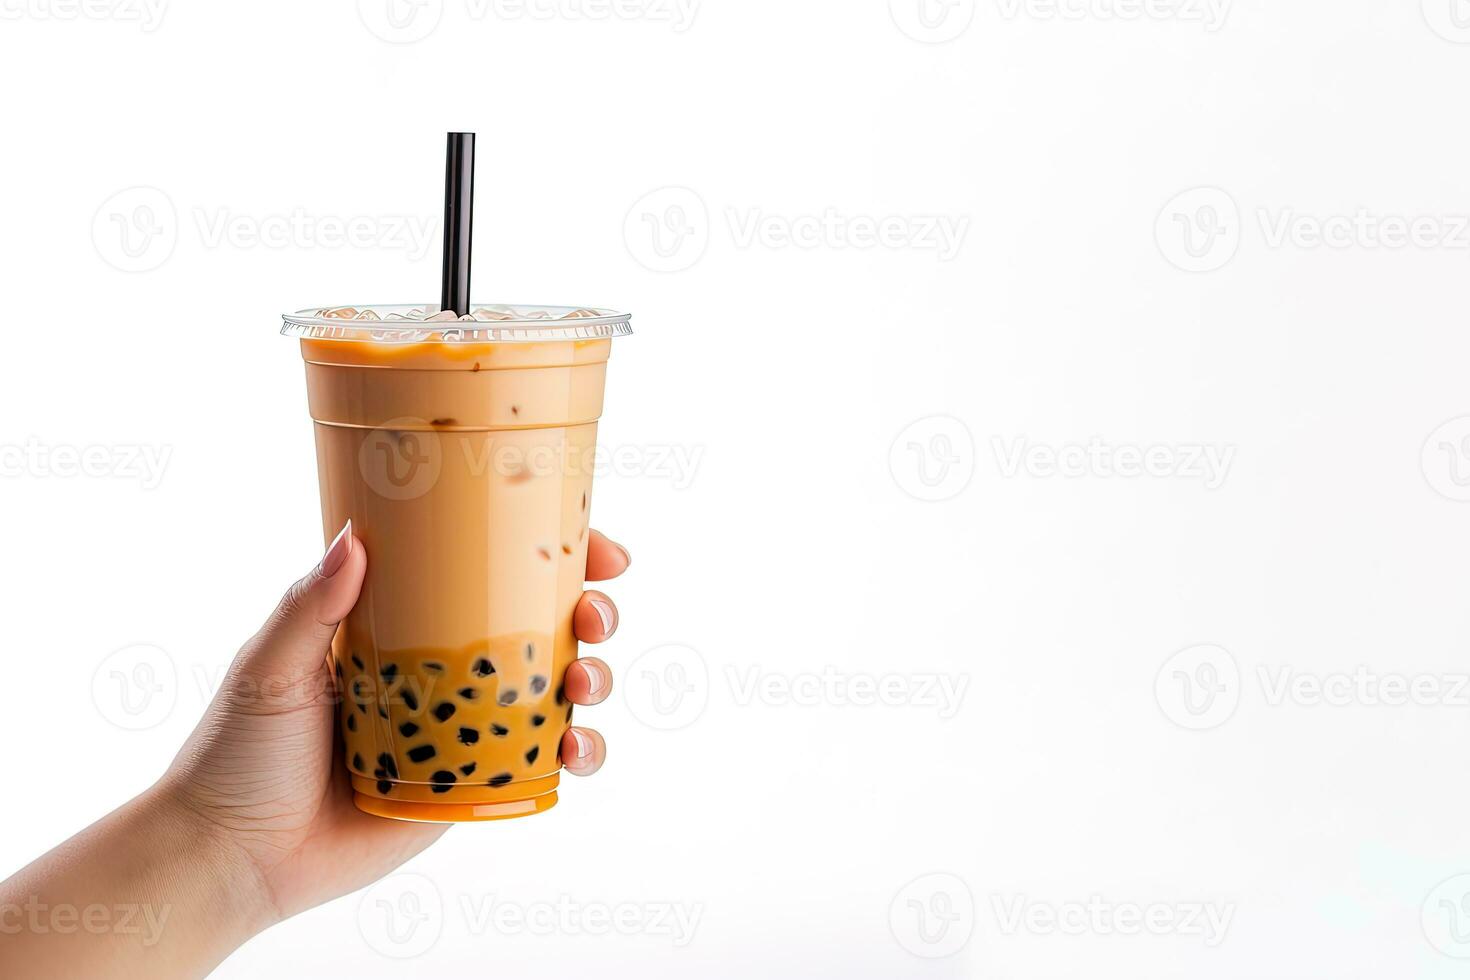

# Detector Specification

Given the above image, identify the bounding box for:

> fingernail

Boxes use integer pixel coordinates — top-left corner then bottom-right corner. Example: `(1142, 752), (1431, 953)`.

(588, 597), (616, 635)
(320, 520), (353, 578)
(580, 659), (607, 695)
(614, 541), (631, 568)
(567, 728), (593, 764)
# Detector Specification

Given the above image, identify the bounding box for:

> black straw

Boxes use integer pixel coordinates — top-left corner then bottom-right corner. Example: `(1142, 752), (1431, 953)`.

(439, 132), (475, 316)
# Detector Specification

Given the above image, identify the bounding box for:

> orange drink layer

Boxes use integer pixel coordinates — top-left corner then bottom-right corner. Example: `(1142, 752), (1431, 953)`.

(287, 305), (628, 822)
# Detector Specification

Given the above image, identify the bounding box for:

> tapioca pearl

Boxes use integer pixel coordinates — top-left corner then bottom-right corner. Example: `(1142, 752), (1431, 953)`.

(555, 684), (566, 706)
(380, 663), (398, 685)
(423, 661), (445, 674)
(498, 689), (518, 706)
(429, 771), (457, 794)
(458, 687), (478, 701)
(525, 746), (540, 765)
(374, 767), (386, 779)
(433, 701), (457, 722)
(532, 714), (546, 727)
(334, 660), (343, 678)
(458, 727), (480, 745)
(377, 753), (399, 779)
(351, 753), (364, 772)
(377, 706), (389, 720)
(491, 723), (509, 737)
(407, 744), (437, 764)
(459, 762), (477, 777)
(488, 773), (513, 788)
(399, 722), (420, 738)
(525, 642), (535, 662)
(347, 713), (358, 733)
(351, 654), (365, 671)
(566, 704), (574, 723)
(377, 780), (393, 795)
(402, 688), (420, 713)
(472, 658), (494, 677)
(530, 675), (548, 695)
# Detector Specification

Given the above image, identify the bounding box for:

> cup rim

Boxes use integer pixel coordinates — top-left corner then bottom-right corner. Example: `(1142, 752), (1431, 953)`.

(281, 303), (632, 344)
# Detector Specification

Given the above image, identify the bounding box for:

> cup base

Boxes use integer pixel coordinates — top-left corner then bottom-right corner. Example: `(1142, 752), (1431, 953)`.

(353, 790), (559, 823)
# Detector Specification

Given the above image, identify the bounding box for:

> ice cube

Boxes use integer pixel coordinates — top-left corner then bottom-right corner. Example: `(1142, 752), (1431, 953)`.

(425, 310), (460, 322)
(352, 308), (381, 320)
(561, 308), (602, 319)
(322, 307), (358, 319)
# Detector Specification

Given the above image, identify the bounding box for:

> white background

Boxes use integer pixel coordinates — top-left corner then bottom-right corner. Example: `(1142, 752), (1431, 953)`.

(4, 1), (1470, 977)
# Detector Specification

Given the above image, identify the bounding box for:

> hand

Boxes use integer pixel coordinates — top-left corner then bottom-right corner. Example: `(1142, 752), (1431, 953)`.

(160, 525), (631, 925)
(0, 528), (629, 978)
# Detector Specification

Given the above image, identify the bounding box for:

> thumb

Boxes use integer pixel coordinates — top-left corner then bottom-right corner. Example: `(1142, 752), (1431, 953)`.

(245, 520), (366, 677)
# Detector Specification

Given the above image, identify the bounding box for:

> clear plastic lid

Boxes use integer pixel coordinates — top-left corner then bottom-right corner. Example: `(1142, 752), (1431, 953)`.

(281, 304), (632, 344)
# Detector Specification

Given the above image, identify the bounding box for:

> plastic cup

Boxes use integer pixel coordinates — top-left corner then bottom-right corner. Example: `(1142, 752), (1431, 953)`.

(282, 304), (631, 822)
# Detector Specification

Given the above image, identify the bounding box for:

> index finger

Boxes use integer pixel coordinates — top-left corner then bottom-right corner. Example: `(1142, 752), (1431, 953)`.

(586, 529), (630, 582)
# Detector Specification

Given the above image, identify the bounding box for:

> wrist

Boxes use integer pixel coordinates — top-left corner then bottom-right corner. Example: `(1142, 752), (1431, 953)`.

(0, 780), (284, 980)
(139, 779), (283, 948)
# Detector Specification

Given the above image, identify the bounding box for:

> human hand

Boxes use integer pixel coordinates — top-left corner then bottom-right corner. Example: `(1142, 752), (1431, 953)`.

(160, 523), (630, 925)
(0, 526), (629, 979)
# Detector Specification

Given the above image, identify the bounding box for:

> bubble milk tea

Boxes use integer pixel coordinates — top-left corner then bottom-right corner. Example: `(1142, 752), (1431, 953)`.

(285, 303), (631, 822)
